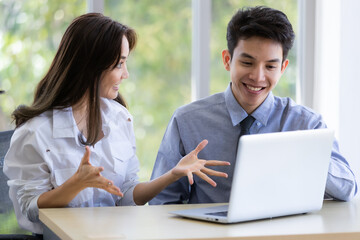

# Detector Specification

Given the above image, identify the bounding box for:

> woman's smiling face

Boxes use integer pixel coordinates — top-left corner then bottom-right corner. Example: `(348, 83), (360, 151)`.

(100, 36), (130, 100)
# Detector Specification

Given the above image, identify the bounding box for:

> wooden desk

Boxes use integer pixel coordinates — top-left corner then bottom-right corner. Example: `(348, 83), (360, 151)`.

(39, 198), (360, 240)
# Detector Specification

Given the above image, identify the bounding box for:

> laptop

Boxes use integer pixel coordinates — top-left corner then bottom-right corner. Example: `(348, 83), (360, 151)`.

(170, 128), (334, 223)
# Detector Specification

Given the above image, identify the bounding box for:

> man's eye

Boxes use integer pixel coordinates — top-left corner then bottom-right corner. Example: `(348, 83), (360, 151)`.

(241, 61), (252, 66)
(267, 65), (276, 69)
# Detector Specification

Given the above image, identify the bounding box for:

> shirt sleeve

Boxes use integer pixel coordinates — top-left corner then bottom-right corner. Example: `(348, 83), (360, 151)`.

(149, 114), (190, 205)
(312, 119), (358, 201)
(3, 127), (52, 226)
(325, 140), (358, 201)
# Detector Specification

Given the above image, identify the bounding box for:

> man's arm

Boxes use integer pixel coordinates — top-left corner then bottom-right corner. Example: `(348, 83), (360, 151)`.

(325, 140), (357, 201)
(309, 115), (358, 201)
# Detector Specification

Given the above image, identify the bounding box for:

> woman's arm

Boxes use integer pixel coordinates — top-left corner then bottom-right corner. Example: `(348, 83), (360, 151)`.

(133, 140), (230, 205)
(38, 146), (123, 208)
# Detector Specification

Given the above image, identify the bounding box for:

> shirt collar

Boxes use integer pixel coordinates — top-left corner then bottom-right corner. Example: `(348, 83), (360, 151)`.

(224, 83), (248, 126)
(52, 98), (127, 141)
(251, 92), (274, 126)
(99, 97), (131, 124)
(224, 83), (274, 126)
(52, 107), (77, 139)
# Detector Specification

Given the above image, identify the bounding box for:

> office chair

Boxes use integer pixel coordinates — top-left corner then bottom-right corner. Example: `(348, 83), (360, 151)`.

(0, 130), (42, 240)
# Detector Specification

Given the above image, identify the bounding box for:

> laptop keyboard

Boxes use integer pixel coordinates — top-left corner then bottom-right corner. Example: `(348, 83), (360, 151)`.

(205, 211), (228, 217)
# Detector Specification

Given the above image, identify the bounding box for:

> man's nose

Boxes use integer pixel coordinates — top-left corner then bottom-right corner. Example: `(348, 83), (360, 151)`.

(249, 66), (265, 81)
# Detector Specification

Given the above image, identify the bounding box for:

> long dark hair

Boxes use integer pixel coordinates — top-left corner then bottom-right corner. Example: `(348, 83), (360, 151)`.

(12, 13), (137, 145)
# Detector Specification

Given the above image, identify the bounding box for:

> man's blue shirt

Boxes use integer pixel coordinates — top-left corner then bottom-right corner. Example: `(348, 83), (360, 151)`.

(150, 84), (357, 204)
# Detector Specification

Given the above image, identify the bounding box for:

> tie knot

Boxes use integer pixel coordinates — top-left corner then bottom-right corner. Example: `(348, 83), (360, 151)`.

(240, 115), (255, 136)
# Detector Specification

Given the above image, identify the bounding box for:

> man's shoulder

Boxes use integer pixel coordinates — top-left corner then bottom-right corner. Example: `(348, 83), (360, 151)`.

(174, 92), (225, 118)
(273, 95), (321, 118)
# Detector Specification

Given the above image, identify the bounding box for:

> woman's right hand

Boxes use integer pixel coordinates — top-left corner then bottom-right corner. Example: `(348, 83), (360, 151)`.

(76, 146), (123, 197)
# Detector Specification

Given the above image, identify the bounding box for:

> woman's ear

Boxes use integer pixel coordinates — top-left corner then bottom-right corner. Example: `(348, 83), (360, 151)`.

(222, 49), (231, 71)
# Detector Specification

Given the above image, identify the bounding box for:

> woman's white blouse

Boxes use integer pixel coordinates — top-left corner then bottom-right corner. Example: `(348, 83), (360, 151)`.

(3, 98), (140, 234)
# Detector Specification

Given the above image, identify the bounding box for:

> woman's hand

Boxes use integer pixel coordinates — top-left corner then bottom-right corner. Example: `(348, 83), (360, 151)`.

(38, 146), (123, 208)
(76, 146), (123, 197)
(171, 140), (230, 187)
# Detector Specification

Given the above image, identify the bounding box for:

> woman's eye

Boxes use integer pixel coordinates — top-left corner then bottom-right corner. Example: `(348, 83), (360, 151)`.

(116, 63), (122, 69)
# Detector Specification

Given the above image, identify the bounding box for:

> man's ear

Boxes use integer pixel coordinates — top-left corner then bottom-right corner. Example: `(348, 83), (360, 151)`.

(281, 59), (289, 74)
(222, 49), (231, 71)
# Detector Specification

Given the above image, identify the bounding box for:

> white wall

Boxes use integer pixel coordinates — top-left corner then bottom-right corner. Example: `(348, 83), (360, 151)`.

(302, 0), (359, 197)
(339, 0), (360, 196)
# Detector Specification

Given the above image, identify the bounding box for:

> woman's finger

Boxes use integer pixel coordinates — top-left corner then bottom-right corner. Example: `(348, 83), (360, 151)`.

(201, 167), (228, 178)
(195, 171), (217, 187)
(187, 171), (194, 185)
(193, 139), (208, 155)
(96, 166), (104, 175)
(101, 179), (124, 197)
(80, 146), (91, 165)
(203, 160), (231, 166)
(108, 185), (123, 197)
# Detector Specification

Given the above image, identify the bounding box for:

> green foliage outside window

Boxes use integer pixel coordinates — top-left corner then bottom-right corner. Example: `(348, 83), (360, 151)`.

(0, 0), (86, 129)
(104, 0), (193, 181)
(0, 0), (86, 234)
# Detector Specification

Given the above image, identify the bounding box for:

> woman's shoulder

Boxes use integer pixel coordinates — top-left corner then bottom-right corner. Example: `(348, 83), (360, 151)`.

(101, 98), (132, 120)
(18, 110), (52, 131)
(12, 110), (53, 145)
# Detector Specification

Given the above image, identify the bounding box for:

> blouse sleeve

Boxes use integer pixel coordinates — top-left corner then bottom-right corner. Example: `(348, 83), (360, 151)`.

(115, 113), (140, 206)
(3, 127), (52, 223)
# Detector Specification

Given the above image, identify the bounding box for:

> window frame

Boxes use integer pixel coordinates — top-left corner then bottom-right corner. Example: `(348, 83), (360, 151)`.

(89, 0), (304, 103)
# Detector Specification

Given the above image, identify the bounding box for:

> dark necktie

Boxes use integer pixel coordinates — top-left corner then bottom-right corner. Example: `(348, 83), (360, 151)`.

(240, 115), (255, 137)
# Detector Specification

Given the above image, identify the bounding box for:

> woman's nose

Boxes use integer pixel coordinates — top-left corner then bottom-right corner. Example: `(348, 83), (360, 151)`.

(122, 66), (129, 79)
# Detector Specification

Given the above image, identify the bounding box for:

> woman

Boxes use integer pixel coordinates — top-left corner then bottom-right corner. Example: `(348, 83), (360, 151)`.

(3, 13), (229, 234)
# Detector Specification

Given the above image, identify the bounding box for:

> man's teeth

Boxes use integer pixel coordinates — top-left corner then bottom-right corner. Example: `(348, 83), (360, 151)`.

(246, 85), (262, 91)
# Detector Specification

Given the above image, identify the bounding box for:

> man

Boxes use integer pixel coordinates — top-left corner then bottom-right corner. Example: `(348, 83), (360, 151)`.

(150, 6), (357, 204)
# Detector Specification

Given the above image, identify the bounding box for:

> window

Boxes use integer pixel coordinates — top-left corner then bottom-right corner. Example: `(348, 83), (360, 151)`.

(0, 0), (299, 233)
(104, 0), (192, 180)
(0, 0), (86, 129)
(0, 0), (298, 184)
(103, 0), (298, 181)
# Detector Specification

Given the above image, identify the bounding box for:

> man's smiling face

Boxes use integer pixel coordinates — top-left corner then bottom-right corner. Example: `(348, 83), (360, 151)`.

(222, 36), (289, 114)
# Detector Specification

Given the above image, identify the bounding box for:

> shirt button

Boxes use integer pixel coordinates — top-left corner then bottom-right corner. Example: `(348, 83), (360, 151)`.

(257, 122), (261, 126)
